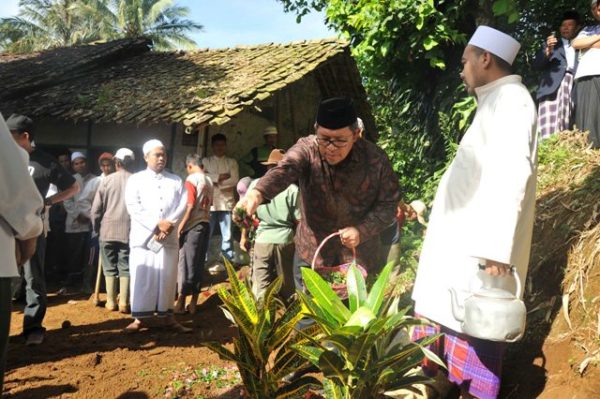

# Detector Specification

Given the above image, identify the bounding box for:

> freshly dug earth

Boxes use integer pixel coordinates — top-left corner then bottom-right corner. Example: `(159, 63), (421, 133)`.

(499, 132), (600, 399)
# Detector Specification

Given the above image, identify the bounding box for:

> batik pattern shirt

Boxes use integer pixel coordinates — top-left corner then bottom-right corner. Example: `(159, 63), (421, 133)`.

(255, 136), (400, 270)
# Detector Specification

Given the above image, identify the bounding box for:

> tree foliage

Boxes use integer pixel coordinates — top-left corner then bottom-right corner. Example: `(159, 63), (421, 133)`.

(278, 0), (594, 201)
(0, 0), (203, 53)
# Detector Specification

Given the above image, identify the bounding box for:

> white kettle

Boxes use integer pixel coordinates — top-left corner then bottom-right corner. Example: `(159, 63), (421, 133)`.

(449, 268), (526, 342)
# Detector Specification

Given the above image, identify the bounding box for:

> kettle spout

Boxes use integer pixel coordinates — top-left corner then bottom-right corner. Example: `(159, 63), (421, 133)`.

(449, 288), (465, 322)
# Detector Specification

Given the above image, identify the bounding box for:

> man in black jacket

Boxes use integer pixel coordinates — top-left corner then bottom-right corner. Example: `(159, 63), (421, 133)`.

(533, 11), (581, 139)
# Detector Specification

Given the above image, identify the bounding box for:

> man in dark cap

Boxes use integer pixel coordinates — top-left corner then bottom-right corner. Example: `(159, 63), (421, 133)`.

(533, 11), (581, 139)
(8, 114), (79, 346)
(235, 97), (400, 273)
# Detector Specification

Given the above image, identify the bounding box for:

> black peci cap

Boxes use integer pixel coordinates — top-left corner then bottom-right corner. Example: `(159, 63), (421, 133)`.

(316, 97), (357, 130)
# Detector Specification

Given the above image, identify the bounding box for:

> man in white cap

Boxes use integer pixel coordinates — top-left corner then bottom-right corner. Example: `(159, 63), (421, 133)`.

(8, 114), (78, 346)
(411, 26), (537, 399)
(124, 139), (189, 333)
(91, 148), (135, 313)
(62, 151), (101, 294)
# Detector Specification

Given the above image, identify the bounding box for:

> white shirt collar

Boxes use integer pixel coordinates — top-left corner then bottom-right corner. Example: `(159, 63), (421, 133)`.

(474, 75), (522, 102)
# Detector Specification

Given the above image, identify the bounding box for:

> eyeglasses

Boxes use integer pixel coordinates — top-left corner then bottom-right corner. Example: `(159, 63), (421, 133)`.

(315, 136), (352, 148)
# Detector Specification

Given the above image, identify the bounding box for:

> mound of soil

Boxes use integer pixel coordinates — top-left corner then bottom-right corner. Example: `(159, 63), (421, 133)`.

(500, 132), (600, 398)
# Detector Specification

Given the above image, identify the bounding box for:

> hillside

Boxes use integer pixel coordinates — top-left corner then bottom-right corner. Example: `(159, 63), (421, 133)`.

(501, 132), (600, 398)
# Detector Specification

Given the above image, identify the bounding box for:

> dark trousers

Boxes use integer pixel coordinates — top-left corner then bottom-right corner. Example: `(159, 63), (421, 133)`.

(178, 222), (210, 295)
(252, 241), (296, 300)
(63, 232), (90, 286)
(100, 241), (130, 277)
(0, 278), (12, 392)
(23, 234), (47, 336)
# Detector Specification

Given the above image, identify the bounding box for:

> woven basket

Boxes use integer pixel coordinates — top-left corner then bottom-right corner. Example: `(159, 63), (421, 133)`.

(311, 232), (368, 299)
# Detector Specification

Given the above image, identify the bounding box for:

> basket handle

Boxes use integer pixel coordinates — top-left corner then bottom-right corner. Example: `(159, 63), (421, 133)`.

(311, 231), (357, 270)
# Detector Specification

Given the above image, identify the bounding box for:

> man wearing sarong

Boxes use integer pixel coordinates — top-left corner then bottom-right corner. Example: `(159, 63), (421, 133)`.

(411, 26), (537, 399)
(533, 11), (581, 139)
(236, 97), (399, 274)
(124, 139), (190, 333)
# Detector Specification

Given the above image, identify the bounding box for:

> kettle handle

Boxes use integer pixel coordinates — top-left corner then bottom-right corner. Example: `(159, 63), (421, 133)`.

(478, 264), (522, 298)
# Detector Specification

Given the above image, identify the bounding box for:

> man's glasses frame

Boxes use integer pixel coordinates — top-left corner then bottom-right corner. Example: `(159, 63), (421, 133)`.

(315, 136), (352, 148)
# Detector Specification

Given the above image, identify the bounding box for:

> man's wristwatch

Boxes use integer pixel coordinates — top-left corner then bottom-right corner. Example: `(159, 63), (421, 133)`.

(44, 197), (53, 207)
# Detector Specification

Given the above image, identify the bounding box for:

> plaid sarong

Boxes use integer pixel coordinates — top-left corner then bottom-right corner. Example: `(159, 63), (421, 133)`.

(538, 72), (575, 139)
(412, 321), (506, 399)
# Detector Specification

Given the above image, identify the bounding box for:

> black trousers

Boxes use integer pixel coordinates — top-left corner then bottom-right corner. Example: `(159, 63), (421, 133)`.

(178, 222), (210, 295)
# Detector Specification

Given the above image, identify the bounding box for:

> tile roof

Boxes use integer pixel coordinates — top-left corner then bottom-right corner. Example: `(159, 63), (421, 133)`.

(0, 38), (365, 130)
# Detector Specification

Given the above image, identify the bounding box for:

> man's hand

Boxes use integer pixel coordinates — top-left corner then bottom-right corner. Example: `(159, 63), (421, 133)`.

(483, 259), (511, 276)
(157, 220), (174, 235)
(16, 237), (37, 266)
(339, 227), (360, 249)
(544, 34), (558, 57)
(218, 173), (231, 183)
(154, 231), (168, 242)
(233, 189), (263, 224)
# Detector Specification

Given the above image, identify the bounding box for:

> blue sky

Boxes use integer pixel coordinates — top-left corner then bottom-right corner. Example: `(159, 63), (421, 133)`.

(0, 0), (335, 48)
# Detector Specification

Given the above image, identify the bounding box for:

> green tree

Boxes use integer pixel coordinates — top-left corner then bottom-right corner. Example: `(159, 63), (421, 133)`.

(82, 0), (203, 50)
(0, 0), (95, 53)
(278, 0), (593, 201)
(0, 0), (202, 53)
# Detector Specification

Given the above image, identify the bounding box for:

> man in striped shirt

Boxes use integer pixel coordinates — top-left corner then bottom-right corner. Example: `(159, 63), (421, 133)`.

(91, 148), (135, 313)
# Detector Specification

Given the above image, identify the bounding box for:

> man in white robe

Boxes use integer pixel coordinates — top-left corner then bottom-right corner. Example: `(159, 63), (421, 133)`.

(411, 26), (537, 399)
(124, 139), (189, 333)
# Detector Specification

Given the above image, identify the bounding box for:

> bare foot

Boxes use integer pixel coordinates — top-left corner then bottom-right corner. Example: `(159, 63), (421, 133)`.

(124, 319), (142, 334)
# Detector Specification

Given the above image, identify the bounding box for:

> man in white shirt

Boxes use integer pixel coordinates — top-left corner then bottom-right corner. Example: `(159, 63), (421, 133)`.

(0, 114), (44, 391)
(62, 152), (101, 293)
(411, 26), (537, 399)
(202, 134), (239, 270)
(124, 139), (190, 333)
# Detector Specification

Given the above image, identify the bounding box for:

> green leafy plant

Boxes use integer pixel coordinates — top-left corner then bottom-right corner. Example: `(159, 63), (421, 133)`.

(202, 259), (320, 399)
(293, 262), (444, 399)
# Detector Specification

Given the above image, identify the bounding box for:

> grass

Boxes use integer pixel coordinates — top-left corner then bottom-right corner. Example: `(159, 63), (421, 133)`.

(163, 364), (241, 398)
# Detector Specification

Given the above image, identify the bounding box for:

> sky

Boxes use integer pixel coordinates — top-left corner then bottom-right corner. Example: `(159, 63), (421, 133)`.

(0, 0), (335, 49)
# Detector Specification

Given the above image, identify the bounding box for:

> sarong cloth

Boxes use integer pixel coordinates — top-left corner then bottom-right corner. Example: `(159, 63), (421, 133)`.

(412, 322), (506, 399)
(538, 72), (574, 139)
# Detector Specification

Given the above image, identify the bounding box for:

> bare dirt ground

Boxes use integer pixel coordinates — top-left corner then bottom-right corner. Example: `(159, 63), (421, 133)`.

(4, 277), (244, 399)
(6, 266), (600, 398)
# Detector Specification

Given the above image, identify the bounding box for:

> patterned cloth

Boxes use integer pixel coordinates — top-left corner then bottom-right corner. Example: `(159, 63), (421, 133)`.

(538, 72), (574, 139)
(254, 136), (400, 270)
(412, 322), (506, 399)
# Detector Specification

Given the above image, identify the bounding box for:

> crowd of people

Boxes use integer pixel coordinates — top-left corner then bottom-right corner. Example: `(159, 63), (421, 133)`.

(534, 2), (600, 147)
(3, 9), (598, 397)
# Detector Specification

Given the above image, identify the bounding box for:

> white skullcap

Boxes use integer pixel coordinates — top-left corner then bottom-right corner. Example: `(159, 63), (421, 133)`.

(142, 139), (164, 155)
(71, 151), (86, 162)
(468, 25), (521, 65)
(114, 147), (135, 161)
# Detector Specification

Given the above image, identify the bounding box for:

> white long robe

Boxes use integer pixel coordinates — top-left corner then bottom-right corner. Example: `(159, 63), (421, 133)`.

(412, 75), (538, 333)
(125, 168), (187, 318)
(0, 115), (44, 278)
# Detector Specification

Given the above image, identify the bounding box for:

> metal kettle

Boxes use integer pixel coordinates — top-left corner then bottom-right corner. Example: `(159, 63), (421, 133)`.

(449, 268), (526, 342)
